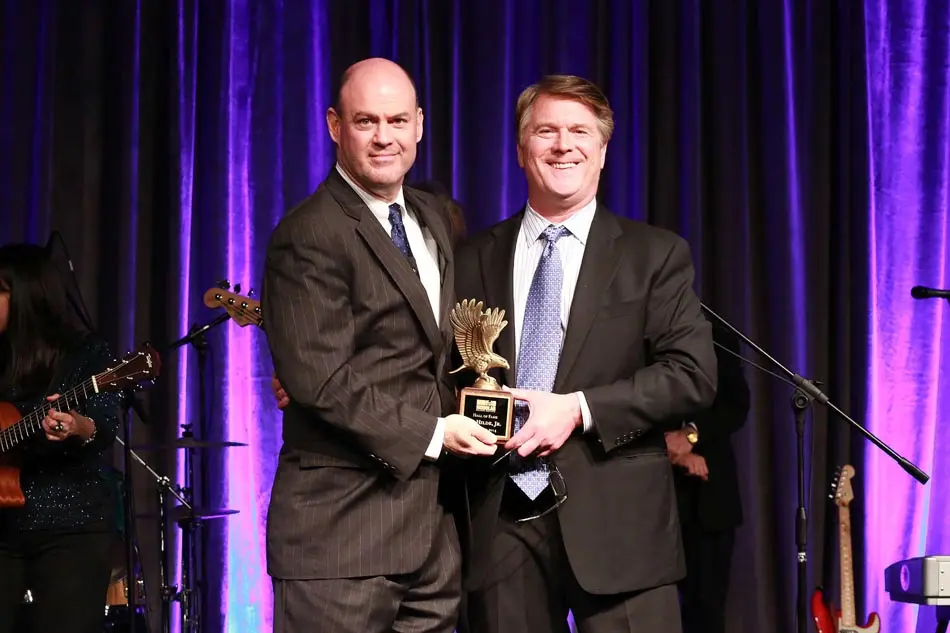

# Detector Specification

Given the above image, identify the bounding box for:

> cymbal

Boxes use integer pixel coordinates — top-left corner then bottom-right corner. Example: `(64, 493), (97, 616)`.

(130, 438), (247, 451)
(137, 506), (239, 522)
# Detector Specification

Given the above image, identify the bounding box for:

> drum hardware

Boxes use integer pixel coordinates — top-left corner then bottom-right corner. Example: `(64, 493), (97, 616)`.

(130, 439), (247, 451)
(152, 306), (245, 633)
(108, 284), (250, 633)
(114, 434), (192, 633)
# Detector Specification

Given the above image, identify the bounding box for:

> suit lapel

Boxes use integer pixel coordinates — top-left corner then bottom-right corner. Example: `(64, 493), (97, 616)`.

(553, 207), (624, 391)
(477, 213), (522, 387)
(326, 169), (445, 354)
(404, 187), (454, 329)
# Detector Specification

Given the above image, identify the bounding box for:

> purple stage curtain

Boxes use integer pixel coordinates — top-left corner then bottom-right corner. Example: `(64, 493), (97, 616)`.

(1, 1), (947, 631)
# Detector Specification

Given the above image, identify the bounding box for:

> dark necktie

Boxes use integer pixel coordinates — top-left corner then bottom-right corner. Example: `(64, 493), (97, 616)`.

(389, 203), (419, 276)
(509, 224), (570, 499)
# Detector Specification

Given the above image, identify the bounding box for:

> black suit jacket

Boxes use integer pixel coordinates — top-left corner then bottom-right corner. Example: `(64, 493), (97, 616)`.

(261, 167), (458, 580)
(674, 325), (750, 531)
(454, 205), (718, 595)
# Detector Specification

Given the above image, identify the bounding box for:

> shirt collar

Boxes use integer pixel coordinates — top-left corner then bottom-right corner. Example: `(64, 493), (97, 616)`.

(336, 162), (407, 221)
(521, 197), (598, 247)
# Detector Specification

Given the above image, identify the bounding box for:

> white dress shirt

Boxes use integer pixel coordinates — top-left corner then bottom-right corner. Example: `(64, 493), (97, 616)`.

(335, 164), (441, 322)
(335, 164), (446, 458)
(512, 199), (596, 432)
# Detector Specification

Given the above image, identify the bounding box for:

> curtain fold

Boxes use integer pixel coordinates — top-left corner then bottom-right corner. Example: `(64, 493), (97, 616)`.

(863, 2), (950, 631)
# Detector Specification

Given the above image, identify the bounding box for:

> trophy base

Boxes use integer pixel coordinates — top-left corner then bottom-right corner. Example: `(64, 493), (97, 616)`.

(459, 387), (514, 443)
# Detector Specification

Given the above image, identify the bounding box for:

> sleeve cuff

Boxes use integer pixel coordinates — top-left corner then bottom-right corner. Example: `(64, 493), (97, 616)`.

(576, 392), (593, 433)
(424, 417), (446, 460)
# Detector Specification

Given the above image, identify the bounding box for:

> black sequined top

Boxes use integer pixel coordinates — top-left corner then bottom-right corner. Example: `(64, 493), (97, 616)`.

(0, 336), (122, 534)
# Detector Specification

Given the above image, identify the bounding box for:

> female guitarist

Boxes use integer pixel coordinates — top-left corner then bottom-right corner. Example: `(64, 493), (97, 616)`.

(0, 243), (122, 633)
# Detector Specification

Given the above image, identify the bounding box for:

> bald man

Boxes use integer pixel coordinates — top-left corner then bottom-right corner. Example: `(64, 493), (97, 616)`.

(261, 58), (496, 633)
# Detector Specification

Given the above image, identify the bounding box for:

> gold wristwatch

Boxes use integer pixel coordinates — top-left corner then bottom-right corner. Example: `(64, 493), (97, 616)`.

(685, 426), (699, 445)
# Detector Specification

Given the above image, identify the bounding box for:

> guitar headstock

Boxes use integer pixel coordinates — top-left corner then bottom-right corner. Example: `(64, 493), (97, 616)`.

(204, 285), (263, 328)
(831, 464), (856, 507)
(96, 343), (162, 393)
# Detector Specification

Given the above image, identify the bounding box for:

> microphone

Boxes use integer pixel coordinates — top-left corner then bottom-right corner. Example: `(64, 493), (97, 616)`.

(911, 285), (950, 300)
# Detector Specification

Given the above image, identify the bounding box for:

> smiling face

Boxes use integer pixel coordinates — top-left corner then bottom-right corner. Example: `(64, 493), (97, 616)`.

(517, 94), (608, 218)
(327, 59), (423, 202)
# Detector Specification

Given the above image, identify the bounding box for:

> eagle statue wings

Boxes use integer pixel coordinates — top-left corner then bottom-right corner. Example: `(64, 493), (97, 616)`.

(449, 299), (510, 388)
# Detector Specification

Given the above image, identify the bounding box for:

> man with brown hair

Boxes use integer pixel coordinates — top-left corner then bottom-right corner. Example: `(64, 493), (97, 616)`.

(454, 74), (717, 633)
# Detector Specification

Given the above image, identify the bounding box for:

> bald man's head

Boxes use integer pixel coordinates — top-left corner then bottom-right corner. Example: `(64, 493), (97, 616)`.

(335, 58), (418, 112)
(327, 59), (424, 202)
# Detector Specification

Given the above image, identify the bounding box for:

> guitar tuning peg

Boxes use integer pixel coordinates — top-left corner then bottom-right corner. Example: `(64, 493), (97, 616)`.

(216, 279), (230, 289)
(234, 283), (242, 294)
(248, 288), (255, 297)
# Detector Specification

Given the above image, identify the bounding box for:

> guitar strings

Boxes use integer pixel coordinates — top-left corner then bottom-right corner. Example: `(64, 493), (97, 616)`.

(0, 376), (97, 450)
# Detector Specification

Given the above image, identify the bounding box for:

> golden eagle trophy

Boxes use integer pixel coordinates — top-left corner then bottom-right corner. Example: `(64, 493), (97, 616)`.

(449, 299), (514, 442)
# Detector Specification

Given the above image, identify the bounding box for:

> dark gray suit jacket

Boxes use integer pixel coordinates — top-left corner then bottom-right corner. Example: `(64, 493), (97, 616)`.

(261, 167), (458, 580)
(455, 206), (717, 595)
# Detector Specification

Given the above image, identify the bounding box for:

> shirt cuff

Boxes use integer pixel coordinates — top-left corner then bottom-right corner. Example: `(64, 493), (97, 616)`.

(424, 417), (446, 460)
(576, 392), (593, 433)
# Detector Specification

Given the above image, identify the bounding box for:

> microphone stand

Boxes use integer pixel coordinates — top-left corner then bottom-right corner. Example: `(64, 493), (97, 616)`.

(699, 302), (929, 633)
(45, 232), (231, 633)
(163, 312), (231, 633)
(116, 313), (229, 633)
(46, 232), (157, 633)
(119, 390), (149, 633)
(114, 418), (191, 633)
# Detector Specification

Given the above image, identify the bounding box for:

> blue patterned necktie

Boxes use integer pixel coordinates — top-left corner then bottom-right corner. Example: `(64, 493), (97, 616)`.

(510, 224), (570, 499)
(389, 203), (419, 276)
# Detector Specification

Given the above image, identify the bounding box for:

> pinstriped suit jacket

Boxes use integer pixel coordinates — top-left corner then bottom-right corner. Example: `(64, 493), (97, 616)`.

(261, 167), (458, 580)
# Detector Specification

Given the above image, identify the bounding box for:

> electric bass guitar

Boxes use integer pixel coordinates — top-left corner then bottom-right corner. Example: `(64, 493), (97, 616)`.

(203, 284), (263, 329)
(0, 343), (161, 508)
(811, 464), (881, 632)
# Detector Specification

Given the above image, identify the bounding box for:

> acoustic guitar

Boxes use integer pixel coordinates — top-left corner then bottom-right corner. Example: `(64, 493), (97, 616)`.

(811, 464), (881, 632)
(0, 343), (161, 508)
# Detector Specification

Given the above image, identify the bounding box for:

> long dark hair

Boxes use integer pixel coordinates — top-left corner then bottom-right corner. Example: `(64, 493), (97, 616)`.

(0, 243), (86, 397)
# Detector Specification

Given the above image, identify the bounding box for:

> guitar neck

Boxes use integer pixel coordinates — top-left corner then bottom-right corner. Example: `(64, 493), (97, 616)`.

(839, 504), (857, 626)
(0, 378), (96, 453)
